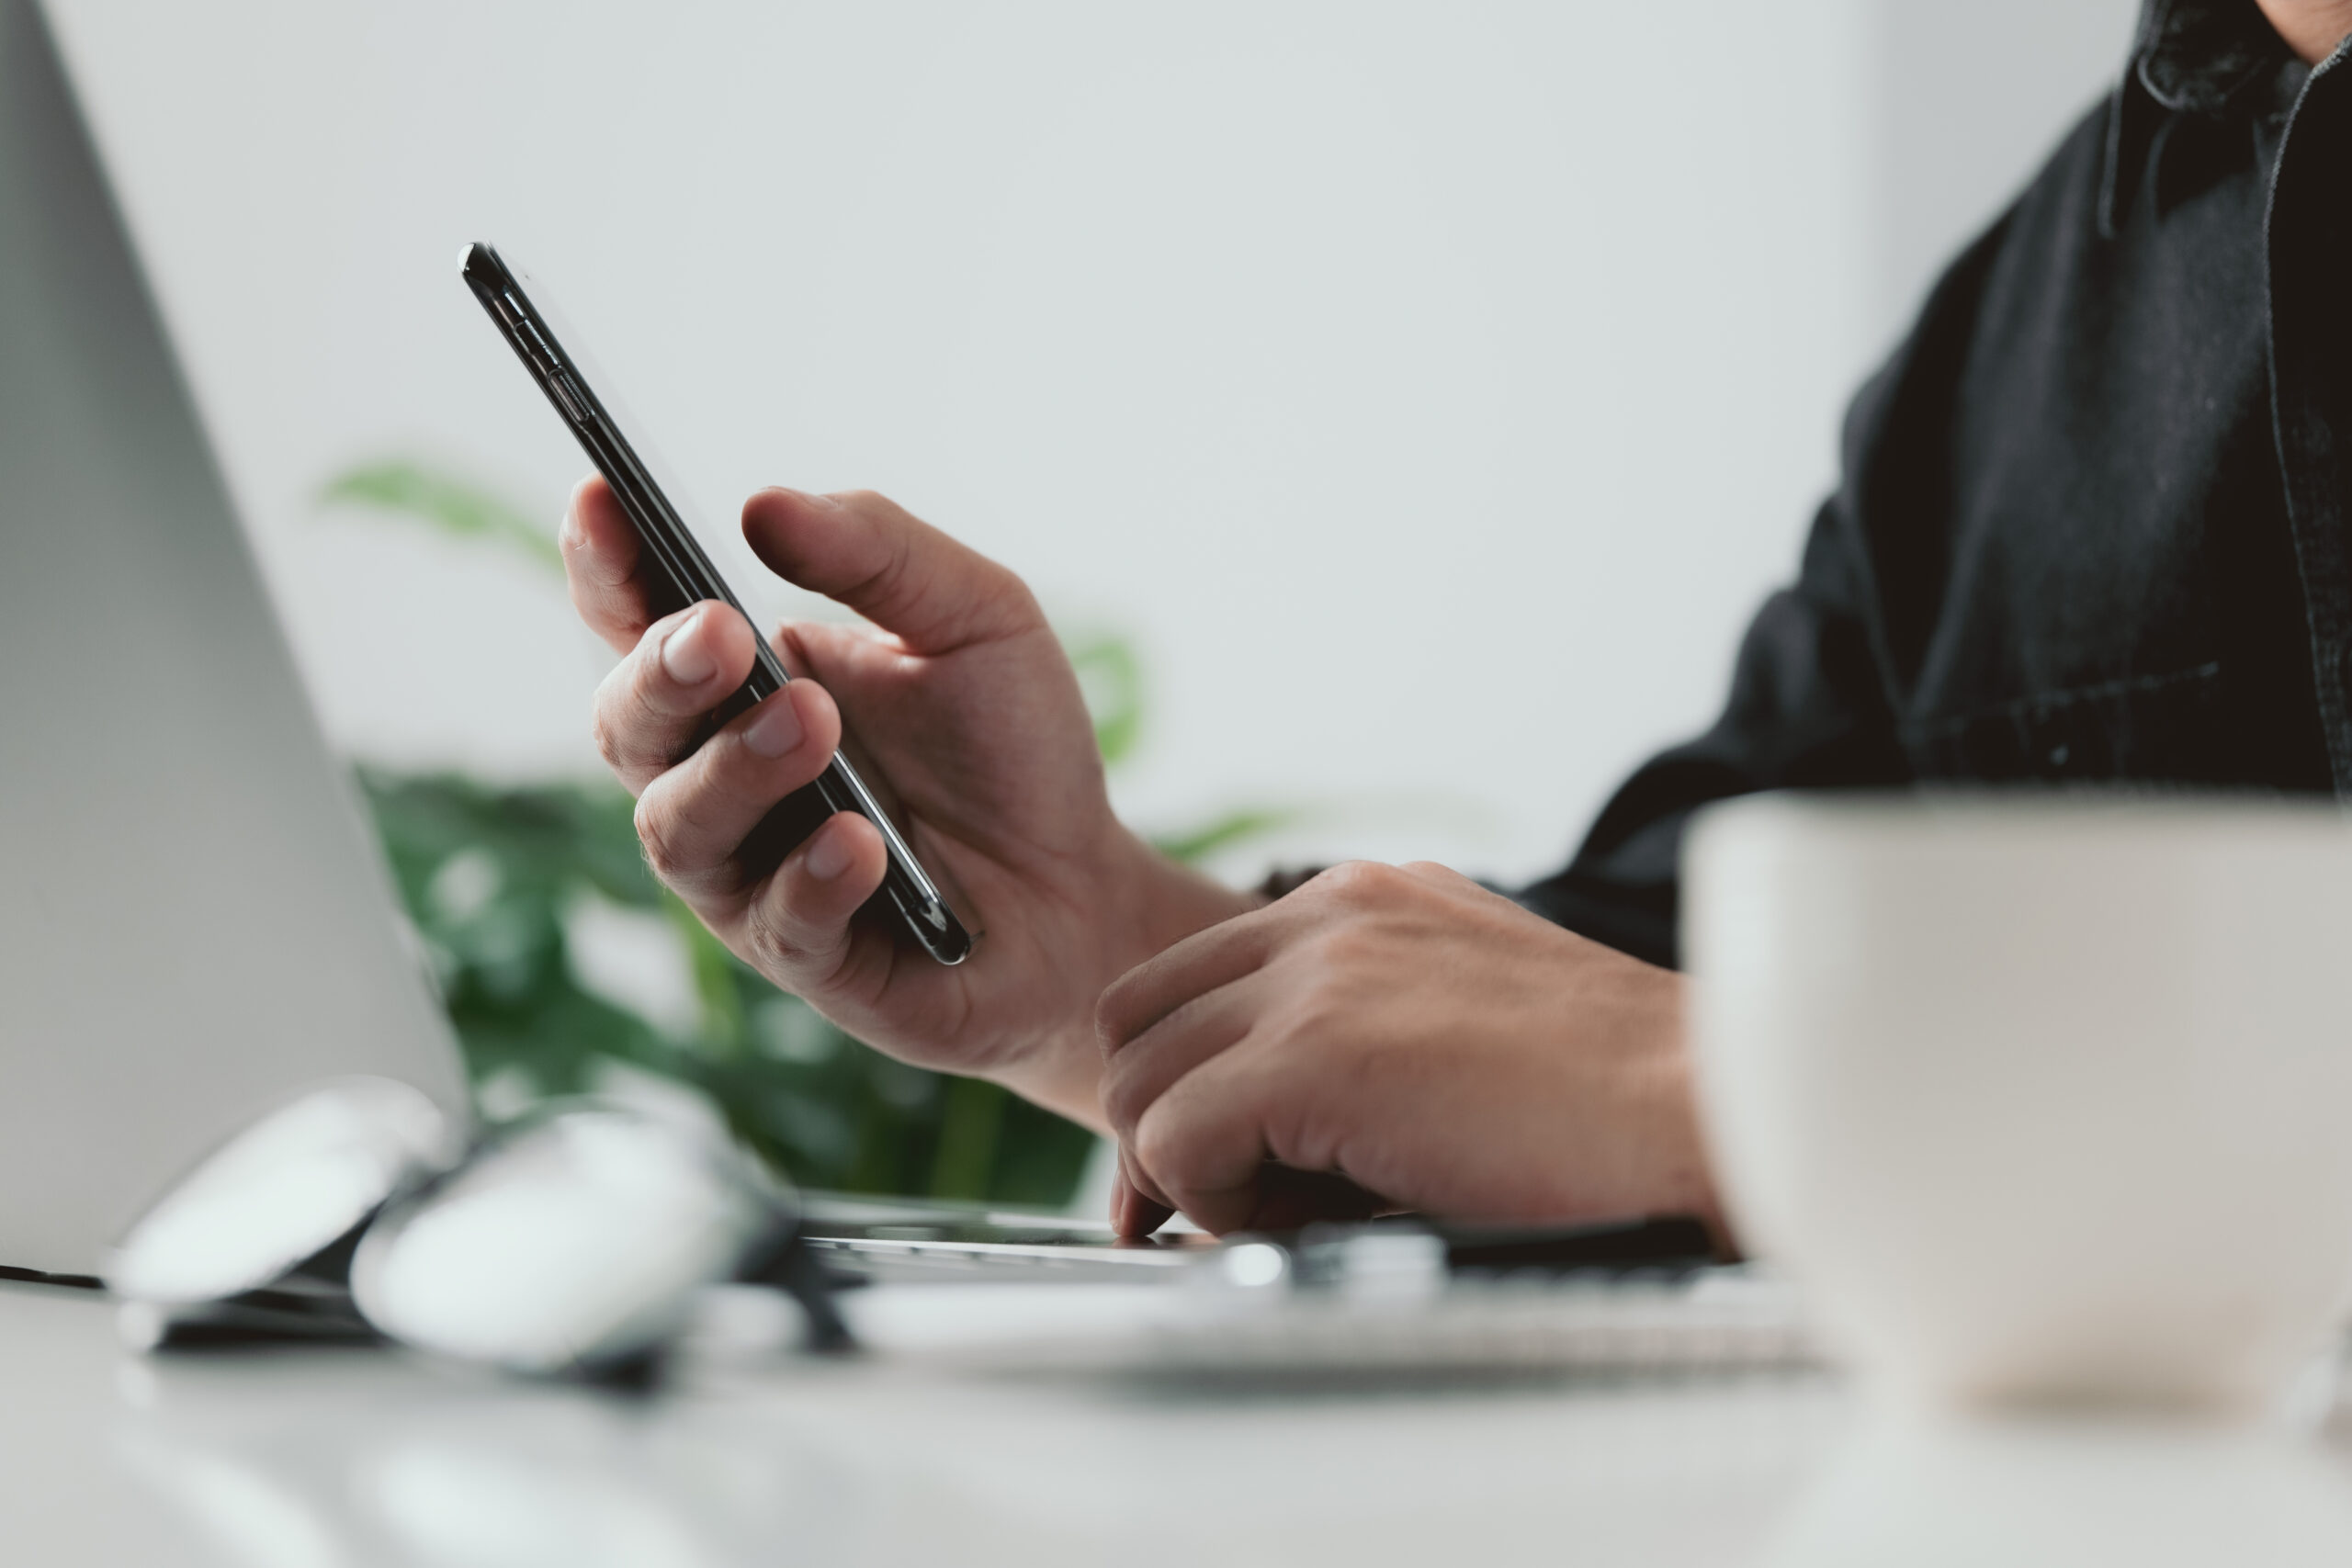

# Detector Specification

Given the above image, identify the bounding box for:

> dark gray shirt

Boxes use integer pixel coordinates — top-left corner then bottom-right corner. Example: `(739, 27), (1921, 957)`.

(1521, 0), (2349, 967)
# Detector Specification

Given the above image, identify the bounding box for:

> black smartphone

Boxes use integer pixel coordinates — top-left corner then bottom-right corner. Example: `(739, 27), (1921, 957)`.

(461, 242), (973, 966)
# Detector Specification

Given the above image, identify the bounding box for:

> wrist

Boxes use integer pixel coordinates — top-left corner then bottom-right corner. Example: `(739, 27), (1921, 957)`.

(989, 826), (1257, 1133)
(1106, 827), (1262, 968)
(1638, 985), (1733, 1243)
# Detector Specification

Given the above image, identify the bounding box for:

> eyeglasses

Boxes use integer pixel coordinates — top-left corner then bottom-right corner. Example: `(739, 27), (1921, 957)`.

(108, 1078), (846, 1377)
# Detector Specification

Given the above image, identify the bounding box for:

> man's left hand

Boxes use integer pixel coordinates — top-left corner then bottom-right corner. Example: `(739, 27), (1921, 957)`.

(1096, 861), (1721, 1236)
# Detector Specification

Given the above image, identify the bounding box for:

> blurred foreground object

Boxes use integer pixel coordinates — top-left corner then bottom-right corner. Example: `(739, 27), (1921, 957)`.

(815, 1216), (1816, 1383)
(1688, 793), (2352, 1413)
(107, 1078), (460, 1349)
(110, 1085), (844, 1374)
(354, 1101), (842, 1375)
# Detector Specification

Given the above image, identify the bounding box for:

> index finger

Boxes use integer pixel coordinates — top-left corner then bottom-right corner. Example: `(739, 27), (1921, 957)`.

(561, 473), (659, 655)
(1095, 899), (1297, 1055)
(1109, 1152), (1177, 1238)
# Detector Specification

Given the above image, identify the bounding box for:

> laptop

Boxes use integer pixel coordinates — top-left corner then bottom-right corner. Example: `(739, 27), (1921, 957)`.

(0, 0), (468, 1280)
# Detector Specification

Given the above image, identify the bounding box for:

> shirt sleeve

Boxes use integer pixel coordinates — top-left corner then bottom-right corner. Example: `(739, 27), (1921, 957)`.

(1512, 364), (1918, 970)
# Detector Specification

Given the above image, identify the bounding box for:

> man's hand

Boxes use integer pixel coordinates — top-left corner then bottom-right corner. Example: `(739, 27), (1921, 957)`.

(1096, 861), (1719, 1235)
(562, 477), (1249, 1127)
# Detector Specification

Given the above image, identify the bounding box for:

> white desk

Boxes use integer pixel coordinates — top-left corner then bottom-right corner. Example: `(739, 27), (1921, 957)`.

(8, 1278), (2352, 1565)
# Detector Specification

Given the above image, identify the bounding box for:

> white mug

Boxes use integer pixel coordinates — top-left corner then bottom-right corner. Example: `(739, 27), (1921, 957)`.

(1685, 794), (2352, 1413)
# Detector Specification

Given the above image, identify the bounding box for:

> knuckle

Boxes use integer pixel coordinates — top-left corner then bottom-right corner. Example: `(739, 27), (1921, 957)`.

(1317, 921), (1374, 968)
(1316, 859), (1399, 906)
(1261, 1085), (1334, 1176)
(1132, 1111), (1195, 1192)
(869, 531), (918, 611)
(743, 895), (842, 987)
(741, 901), (799, 968)
(632, 795), (683, 880)
(589, 707), (630, 773)
(1098, 1065), (1146, 1141)
(574, 536), (632, 595)
(1308, 924), (1377, 977)
(591, 669), (666, 773)
(1094, 979), (1141, 1054)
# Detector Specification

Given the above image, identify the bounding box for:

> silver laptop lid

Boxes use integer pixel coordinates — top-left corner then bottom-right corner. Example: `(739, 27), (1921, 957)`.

(0, 0), (468, 1276)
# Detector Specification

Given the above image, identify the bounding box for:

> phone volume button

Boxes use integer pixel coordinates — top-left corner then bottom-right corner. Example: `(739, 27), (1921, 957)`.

(548, 372), (587, 422)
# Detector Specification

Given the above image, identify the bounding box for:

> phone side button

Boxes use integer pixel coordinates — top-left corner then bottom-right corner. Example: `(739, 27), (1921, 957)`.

(548, 372), (588, 423)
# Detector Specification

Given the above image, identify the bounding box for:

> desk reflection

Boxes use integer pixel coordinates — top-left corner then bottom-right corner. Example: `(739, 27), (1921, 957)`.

(91, 1314), (2352, 1567)
(111, 1353), (853, 1568)
(1763, 1410), (2352, 1567)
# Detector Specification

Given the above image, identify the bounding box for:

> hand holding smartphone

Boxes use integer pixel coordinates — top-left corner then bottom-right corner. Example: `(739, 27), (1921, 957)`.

(461, 243), (972, 965)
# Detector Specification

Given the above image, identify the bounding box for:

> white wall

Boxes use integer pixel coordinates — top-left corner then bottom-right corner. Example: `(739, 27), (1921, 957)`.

(1869, 0), (2141, 343)
(46, 0), (2138, 888)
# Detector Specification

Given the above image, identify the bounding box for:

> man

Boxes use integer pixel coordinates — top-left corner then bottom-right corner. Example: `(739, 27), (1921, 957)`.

(561, 0), (2352, 1240)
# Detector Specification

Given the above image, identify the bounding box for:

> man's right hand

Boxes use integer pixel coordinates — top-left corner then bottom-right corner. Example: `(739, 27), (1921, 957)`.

(561, 477), (1250, 1130)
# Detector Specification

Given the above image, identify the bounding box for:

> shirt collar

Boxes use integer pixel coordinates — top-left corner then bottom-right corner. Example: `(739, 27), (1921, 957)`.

(2099, 0), (2298, 235)
(2133, 0), (2293, 115)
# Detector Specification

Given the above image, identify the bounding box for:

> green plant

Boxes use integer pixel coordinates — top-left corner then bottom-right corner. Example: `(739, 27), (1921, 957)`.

(322, 457), (1296, 1206)
(322, 460), (563, 571)
(359, 766), (1094, 1201)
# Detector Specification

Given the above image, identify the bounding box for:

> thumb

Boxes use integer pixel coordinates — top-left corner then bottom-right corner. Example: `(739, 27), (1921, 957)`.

(741, 487), (1041, 656)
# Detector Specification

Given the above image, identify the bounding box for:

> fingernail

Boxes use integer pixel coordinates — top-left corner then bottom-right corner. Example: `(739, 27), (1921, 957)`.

(661, 610), (716, 684)
(744, 693), (804, 758)
(804, 822), (853, 880)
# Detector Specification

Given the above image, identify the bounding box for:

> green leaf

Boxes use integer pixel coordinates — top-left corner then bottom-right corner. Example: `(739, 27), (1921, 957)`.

(927, 1075), (1010, 1201)
(662, 889), (749, 1056)
(1151, 806), (1301, 865)
(320, 459), (563, 574)
(1065, 631), (1146, 767)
